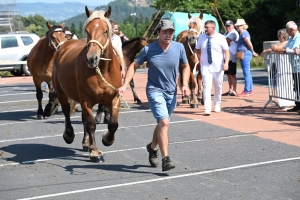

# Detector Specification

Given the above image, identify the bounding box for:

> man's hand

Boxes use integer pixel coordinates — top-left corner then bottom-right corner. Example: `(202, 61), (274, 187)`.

(181, 85), (190, 96)
(117, 85), (127, 95)
(295, 49), (300, 54)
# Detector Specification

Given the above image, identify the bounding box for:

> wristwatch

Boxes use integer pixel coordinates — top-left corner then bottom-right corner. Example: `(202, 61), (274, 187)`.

(182, 84), (189, 87)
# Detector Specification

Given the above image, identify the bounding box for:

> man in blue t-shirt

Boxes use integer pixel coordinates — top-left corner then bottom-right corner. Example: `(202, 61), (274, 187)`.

(117, 19), (190, 172)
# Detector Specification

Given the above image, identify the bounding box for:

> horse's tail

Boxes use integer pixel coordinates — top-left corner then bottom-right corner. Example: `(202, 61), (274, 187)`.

(68, 98), (78, 116)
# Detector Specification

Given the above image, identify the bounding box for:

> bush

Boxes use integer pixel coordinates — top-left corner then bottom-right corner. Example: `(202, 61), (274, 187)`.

(237, 56), (265, 69)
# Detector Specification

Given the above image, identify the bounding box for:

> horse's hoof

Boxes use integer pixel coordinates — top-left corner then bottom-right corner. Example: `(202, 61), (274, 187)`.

(63, 128), (75, 144)
(182, 100), (189, 104)
(198, 98), (204, 105)
(190, 104), (198, 108)
(89, 150), (104, 162)
(37, 115), (44, 120)
(82, 145), (89, 152)
(102, 132), (115, 146)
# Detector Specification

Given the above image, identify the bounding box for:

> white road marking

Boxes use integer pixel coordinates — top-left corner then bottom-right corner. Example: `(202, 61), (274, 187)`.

(0, 133), (250, 167)
(0, 92), (35, 97)
(0, 99), (38, 104)
(18, 156), (300, 200)
(0, 109), (152, 126)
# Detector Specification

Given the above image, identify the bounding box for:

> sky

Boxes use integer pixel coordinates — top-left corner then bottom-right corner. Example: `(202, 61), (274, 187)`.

(13, 0), (114, 6)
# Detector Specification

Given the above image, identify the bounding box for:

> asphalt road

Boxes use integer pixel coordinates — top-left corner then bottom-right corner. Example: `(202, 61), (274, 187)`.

(0, 69), (299, 200)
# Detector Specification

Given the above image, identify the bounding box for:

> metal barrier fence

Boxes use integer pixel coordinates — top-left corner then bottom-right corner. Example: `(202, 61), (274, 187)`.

(262, 52), (300, 110)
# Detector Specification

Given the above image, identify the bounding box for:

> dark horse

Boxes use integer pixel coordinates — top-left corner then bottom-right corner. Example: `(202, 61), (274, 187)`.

(53, 6), (121, 162)
(27, 22), (67, 119)
(94, 36), (148, 124)
(176, 12), (204, 107)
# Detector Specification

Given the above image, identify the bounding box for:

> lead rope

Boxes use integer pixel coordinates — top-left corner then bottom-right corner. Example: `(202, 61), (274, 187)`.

(89, 39), (130, 110)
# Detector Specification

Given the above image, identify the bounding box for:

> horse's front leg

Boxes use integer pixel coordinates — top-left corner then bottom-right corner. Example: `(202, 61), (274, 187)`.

(82, 104), (103, 162)
(197, 71), (204, 105)
(81, 111), (89, 152)
(129, 79), (142, 104)
(189, 72), (199, 108)
(102, 99), (119, 146)
(44, 82), (60, 117)
(33, 80), (44, 120)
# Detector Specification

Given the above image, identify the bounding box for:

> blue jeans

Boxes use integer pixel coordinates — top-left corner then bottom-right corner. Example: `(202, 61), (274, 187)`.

(146, 88), (177, 122)
(240, 50), (253, 93)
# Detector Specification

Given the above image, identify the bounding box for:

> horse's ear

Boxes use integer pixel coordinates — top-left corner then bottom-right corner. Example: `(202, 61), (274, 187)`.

(104, 6), (111, 18)
(188, 13), (192, 19)
(199, 11), (203, 20)
(47, 22), (52, 30)
(85, 6), (93, 18)
(61, 22), (65, 30)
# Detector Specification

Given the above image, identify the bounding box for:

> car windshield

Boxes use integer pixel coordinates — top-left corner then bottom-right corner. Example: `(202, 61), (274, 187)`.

(21, 36), (34, 46)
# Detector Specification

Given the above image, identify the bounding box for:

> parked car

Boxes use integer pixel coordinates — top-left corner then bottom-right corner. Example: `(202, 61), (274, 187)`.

(0, 31), (40, 76)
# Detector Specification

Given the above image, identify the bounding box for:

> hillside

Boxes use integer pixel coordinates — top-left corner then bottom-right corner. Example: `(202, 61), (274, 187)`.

(0, 2), (96, 22)
(64, 0), (157, 27)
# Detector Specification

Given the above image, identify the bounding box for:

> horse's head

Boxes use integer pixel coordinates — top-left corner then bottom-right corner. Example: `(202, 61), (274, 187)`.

(186, 29), (199, 45)
(137, 37), (148, 50)
(186, 11), (204, 44)
(46, 22), (67, 51)
(83, 6), (112, 68)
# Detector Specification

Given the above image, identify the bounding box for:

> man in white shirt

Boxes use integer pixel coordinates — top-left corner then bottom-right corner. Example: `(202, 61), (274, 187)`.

(223, 20), (239, 96)
(194, 20), (229, 116)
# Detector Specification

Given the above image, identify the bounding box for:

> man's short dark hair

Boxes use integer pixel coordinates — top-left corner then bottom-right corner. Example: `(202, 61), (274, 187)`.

(205, 20), (216, 27)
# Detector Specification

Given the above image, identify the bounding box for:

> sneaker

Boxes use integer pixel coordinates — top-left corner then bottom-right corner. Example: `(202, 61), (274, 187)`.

(222, 91), (231, 96)
(214, 106), (221, 112)
(146, 143), (159, 167)
(238, 91), (249, 97)
(249, 91), (254, 96)
(162, 156), (175, 171)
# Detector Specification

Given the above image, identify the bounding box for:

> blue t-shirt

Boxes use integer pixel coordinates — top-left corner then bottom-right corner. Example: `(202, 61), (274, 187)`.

(135, 41), (188, 92)
(284, 31), (300, 73)
(237, 30), (250, 52)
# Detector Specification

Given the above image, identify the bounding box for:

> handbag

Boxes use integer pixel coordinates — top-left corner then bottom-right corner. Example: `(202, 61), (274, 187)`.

(235, 51), (245, 60)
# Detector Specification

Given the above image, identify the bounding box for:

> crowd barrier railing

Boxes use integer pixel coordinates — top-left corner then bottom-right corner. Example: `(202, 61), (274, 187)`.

(262, 52), (300, 110)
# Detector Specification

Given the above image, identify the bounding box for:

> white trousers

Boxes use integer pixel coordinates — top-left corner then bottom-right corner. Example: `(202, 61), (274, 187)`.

(201, 67), (224, 113)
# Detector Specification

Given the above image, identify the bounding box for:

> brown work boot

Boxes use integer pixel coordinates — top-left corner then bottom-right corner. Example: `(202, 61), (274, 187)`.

(162, 156), (175, 171)
(146, 143), (159, 167)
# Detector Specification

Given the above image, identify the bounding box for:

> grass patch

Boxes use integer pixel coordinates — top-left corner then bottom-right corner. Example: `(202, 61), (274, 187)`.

(0, 71), (12, 76)
(237, 56), (265, 69)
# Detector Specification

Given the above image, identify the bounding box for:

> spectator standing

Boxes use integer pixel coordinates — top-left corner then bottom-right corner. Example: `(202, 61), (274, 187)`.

(117, 19), (190, 171)
(63, 26), (78, 40)
(261, 29), (294, 109)
(194, 20), (229, 116)
(223, 20), (239, 96)
(272, 21), (300, 112)
(235, 19), (258, 97)
(297, 20), (300, 32)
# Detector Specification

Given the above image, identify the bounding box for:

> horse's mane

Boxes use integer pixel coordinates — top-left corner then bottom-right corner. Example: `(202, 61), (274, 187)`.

(188, 16), (204, 33)
(82, 10), (112, 39)
(122, 37), (147, 48)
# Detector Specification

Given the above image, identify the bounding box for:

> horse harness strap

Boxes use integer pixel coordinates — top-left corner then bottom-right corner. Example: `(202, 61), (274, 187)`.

(48, 28), (65, 51)
(87, 39), (111, 60)
(95, 66), (130, 110)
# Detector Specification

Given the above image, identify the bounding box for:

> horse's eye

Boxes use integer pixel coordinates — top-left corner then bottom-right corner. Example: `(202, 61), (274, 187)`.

(104, 30), (108, 34)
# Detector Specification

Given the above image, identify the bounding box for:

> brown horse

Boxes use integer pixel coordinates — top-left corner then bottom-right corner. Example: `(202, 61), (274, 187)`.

(122, 37), (148, 104)
(176, 12), (204, 107)
(94, 36), (148, 124)
(53, 6), (121, 162)
(27, 22), (67, 120)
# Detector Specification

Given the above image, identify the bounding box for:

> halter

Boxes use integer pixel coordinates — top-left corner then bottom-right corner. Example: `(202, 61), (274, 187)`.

(187, 28), (200, 56)
(87, 39), (111, 61)
(48, 28), (65, 51)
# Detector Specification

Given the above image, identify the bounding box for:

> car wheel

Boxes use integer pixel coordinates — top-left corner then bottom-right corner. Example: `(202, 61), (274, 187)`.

(22, 60), (31, 76)
(10, 69), (23, 76)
